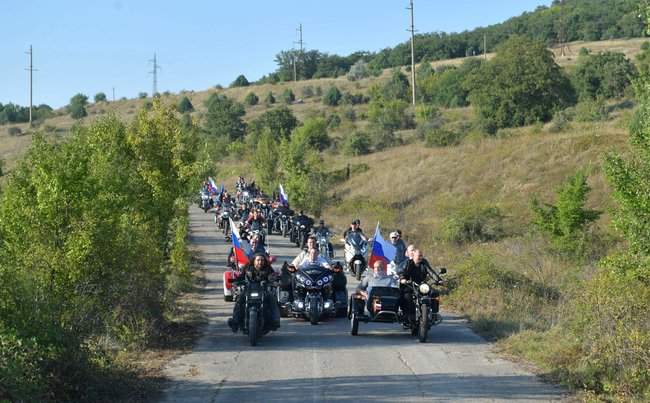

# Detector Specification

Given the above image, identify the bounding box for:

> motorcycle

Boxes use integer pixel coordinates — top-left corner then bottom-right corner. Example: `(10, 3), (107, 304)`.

(200, 192), (211, 213)
(344, 232), (368, 281)
(349, 268), (446, 342)
(315, 229), (334, 261)
(286, 264), (338, 325)
(222, 251), (242, 302)
(238, 278), (278, 346)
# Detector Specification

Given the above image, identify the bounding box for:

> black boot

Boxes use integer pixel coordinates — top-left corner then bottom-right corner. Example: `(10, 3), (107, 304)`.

(227, 318), (238, 333)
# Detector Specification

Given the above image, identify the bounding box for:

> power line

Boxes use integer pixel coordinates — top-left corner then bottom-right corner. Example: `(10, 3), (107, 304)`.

(407, 0), (417, 106)
(149, 53), (161, 96)
(25, 45), (37, 126)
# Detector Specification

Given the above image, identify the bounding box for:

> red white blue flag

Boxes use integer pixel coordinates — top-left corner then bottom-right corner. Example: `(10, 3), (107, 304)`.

(229, 218), (249, 265)
(369, 223), (396, 268)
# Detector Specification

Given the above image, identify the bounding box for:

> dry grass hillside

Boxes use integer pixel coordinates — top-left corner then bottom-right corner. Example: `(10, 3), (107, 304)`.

(1, 37), (647, 171)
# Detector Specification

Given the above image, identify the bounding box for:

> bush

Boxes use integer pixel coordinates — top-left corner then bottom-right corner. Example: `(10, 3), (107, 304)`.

(368, 98), (413, 131)
(244, 92), (259, 106)
(281, 88), (295, 104)
(347, 59), (370, 81)
(68, 93), (88, 119)
(572, 51), (637, 100)
(322, 86), (342, 106)
(8, 127), (22, 136)
(315, 86), (323, 96)
(230, 74), (250, 87)
(292, 118), (330, 151)
(343, 107), (356, 121)
(441, 204), (506, 244)
(177, 96), (194, 113)
(94, 92), (107, 103)
(203, 93), (246, 140)
(370, 127), (398, 151)
(326, 113), (341, 129)
(424, 127), (463, 147)
(547, 108), (575, 133)
(264, 91), (276, 105)
(342, 131), (371, 156)
(138, 92), (148, 99)
(574, 98), (609, 122)
(341, 92), (367, 105)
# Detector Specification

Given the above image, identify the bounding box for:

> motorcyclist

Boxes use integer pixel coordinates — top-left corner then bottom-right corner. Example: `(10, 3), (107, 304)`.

(343, 219), (367, 241)
(291, 210), (314, 248)
(312, 220), (334, 260)
(246, 209), (266, 230)
(296, 248), (331, 270)
(354, 260), (398, 312)
(388, 230), (407, 275)
(227, 253), (280, 333)
(399, 249), (442, 324)
(246, 235), (268, 260)
(396, 244), (416, 275)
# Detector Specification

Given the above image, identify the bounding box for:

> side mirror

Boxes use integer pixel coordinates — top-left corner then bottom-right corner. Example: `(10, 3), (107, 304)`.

(439, 267), (447, 275)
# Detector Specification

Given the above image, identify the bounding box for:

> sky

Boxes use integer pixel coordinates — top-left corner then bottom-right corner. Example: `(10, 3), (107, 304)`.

(1, 0), (552, 109)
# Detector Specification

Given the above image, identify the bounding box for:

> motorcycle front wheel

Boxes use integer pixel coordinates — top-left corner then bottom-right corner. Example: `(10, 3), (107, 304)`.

(350, 313), (359, 335)
(418, 304), (429, 343)
(248, 309), (259, 346)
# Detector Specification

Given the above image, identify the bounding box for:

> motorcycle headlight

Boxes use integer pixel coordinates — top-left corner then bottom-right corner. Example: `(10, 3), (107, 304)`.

(305, 279), (312, 286)
(419, 284), (430, 294)
(322, 276), (329, 283)
(317, 280), (323, 286)
(300, 224), (305, 229)
(250, 292), (260, 297)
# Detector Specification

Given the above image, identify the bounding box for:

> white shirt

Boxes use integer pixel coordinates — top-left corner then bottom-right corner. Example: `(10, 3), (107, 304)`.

(296, 255), (331, 270)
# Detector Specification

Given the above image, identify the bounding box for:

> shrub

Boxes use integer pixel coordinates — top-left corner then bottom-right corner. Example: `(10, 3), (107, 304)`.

(343, 107), (356, 121)
(341, 92), (367, 105)
(230, 74), (250, 87)
(326, 113), (341, 129)
(138, 92), (148, 99)
(574, 98), (609, 122)
(292, 118), (330, 151)
(322, 86), (342, 106)
(370, 127), (398, 151)
(547, 108), (575, 133)
(572, 51), (637, 100)
(368, 98), (413, 131)
(203, 93), (246, 140)
(177, 96), (194, 113)
(264, 91), (276, 105)
(68, 93), (88, 119)
(424, 127), (463, 147)
(244, 92), (259, 106)
(343, 131), (371, 156)
(347, 59), (370, 81)
(8, 127), (22, 136)
(315, 86), (323, 96)
(94, 92), (107, 103)
(441, 204), (506, 244)
(281, 88), (295, 104)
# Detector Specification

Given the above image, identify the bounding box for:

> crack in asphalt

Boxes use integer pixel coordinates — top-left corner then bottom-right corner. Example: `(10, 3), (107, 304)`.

(397, 351), (426, 399)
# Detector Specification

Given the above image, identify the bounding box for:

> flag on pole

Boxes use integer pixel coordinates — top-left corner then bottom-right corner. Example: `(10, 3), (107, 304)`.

(279, 184), (289, 205)
(229, 218), (249, 265)
(368, 223), (396, 268)
(208, 177), (218, 193)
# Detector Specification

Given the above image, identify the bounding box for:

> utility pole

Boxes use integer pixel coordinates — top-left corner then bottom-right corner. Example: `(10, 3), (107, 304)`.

(407, 0), (416, 106)
(25, 45), (37, 126)
(112, 87), (115, 102)
(294, 24), (305, 81)
(292, 51), (297, 81)
(149, 53), (161, 96)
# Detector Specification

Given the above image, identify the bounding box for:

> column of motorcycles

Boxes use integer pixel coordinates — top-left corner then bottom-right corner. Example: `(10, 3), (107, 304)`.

(202, 185), (446, 346)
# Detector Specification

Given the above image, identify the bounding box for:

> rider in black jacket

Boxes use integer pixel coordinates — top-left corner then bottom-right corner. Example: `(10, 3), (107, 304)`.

(228, 254), (280, 332)
(399, 249), (440, 323)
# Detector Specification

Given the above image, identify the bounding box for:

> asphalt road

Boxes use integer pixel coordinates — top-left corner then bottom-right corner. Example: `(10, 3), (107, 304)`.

(161, 206), (566, 403)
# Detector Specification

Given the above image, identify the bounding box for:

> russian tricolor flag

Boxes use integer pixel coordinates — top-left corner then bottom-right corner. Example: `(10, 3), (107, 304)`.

(369, 224), (396, 268)
(279, 184), (289, 205)
(229, 218), (249, 265)
(208, 177), (218, 193)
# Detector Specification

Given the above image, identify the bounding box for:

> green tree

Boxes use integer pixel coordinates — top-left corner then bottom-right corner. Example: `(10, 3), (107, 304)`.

(177, 96), (194, 113)
(343, 131), (371, 156)
(230, 74), (250, 87)
(94, 92), (107, 103)
(203, 93), (246, 140)
(347, 59), (370, 81)
(68, 93), (88, 119)
(252, 129), (279, 193)
(572, 51), (637, 100)
(382, 68), (411, 101)
(138, 92), (148, 99)
(292, 118), (330, 151)
(466, 36), (576, 133)
(322, 86), (342, 106)
(531, 171), (601, 256)
(248, 106), (298, 143)
(244, 92), (259, 106)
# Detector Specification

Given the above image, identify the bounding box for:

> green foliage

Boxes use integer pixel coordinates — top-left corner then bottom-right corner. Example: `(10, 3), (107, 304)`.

(326, 113), (341, 129)
(0, 101), (200, 400)
(531, 171), (601, 256)
(292, 118), (330, 151)
(574, 98), (609, 122)
(68, 93), (89, 119)
(252, 130), (280, 193)
(636, 41), (650, 76)
(138, 92), (148, 99)
(0, 103), (52, 124)
(203, 93), (246, 140)
(342, 131), (371, 156)
(247, 106), (298, 145)
(466, 36), (576, 133)
(264, 91), (276, 105)
(347, 59), (370, 81)
(281, 88), (295, 104)
(230, 74), (250, 87)
(441, 204), (506, 244)
(94, 92), (107, 103)
(322, 86), (342, 106)
(381, 69), (411, 102)
(548, 107), (575, 133)
(368, 97), (413, 131)
(424, 127), (463, 147)
(421, 59), (482, 107)
(177, 96), (194, 113)
(572, 51), (637, 100)
(244, 92), (259, 106)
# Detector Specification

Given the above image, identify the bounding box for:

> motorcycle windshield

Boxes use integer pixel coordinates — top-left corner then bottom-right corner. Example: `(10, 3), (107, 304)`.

(300, 265), (330, 281)
(347, 232), (365, 249)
